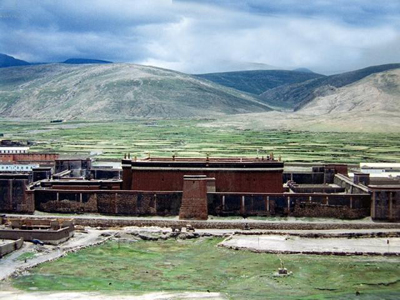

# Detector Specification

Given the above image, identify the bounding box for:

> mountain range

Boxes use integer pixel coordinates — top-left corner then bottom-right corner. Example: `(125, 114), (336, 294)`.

(211, 67), (400, 132)
(0, 54), (30, 68)
(0, 53), (399, 131)
(0, 53), (113, 68)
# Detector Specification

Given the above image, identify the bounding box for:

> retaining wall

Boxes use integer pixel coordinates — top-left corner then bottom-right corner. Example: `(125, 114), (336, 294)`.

(32, 189), (371, 219)
(5, 215), (400, 230)
(0, 227), (73, 245)
(0, 238), (23, 258)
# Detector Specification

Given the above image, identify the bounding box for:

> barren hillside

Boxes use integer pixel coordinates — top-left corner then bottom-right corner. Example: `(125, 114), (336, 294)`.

(259, 64), (400, 110)
(300, 69), (400, 116)
(196, 70), (324, 95)
(206, 69), (400, 132)
(0, 63), (271, 120)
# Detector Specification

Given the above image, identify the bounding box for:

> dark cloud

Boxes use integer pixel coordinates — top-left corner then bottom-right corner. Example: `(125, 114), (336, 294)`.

(0, 0), (399, 73)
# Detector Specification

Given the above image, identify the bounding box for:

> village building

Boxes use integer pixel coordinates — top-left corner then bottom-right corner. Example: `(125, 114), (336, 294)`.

(0, 149), (399, 221)
(122, 156), (284, 193)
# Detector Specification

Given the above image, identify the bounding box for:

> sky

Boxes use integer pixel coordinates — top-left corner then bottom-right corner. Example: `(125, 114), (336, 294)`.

(0, 0), (400, 74)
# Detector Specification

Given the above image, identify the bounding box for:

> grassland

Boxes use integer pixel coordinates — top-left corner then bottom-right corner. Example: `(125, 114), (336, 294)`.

(1, 119), (399, 163)
(12, 238), (400, 299)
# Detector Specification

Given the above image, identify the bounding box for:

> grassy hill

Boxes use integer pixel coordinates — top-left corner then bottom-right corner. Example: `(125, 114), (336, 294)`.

(0, 63), (272, 120)
(196, 70), (324, 95)
(260, 63), (400, 110)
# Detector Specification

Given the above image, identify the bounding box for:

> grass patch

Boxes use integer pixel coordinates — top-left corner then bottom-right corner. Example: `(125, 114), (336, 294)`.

(12, 238), (400, 299)
(15, 252), (36, 261)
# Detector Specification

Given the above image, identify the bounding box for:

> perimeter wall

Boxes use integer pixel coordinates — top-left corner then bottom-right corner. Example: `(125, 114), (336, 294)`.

(31, 189), (370, 219)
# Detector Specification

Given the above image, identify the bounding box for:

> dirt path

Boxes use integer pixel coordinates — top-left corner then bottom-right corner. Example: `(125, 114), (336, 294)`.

(0, 291), (226, 300)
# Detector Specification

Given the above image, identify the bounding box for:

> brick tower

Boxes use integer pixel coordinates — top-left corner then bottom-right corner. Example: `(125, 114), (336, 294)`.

(179, 175), (213, 220)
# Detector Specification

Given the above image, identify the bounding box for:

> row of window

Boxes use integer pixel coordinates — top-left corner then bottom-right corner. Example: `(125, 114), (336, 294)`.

(0, 165), (34, 170)
(0, 150), (28, 154)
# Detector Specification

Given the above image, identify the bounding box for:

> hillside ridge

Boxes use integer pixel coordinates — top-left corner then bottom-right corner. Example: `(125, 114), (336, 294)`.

(259, 63), (400, 110)
(0, 53), (30, 68)
(0, 63), (271, 120)
(196, 70), (324, 95)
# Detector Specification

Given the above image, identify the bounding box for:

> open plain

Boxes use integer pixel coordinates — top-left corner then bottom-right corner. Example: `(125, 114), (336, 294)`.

(1, 119), (399, 163)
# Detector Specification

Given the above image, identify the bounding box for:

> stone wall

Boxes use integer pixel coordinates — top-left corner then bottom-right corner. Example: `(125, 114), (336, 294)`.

(0, 238), (23, 258)
(372, 190), (400, 221)
(31, 189), (371, 219)
(39, 194), (98, 213)
(0, 174), (33, 213)
(292, 202), (369, 219)
(0, 227), (73, 244)
(287, 182), (345, 193)
(35, 190), (182, 216)
(207, 193), (370, 218)
(334, 174), (370, 194)
(8, 215), (400, 230)
(283, 172), (324, 184)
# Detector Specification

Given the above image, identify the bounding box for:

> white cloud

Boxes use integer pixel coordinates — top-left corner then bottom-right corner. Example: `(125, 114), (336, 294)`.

(138, 10), (400, 74)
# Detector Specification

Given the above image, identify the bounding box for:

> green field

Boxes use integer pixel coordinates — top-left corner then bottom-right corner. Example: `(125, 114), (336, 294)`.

(12, 238), (400, 299)
(1, 119), (400, 163)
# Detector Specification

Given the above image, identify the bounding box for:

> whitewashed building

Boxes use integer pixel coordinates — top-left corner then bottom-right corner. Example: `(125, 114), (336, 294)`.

(0, 147), (30, 154)
(0, 163), (39, 172)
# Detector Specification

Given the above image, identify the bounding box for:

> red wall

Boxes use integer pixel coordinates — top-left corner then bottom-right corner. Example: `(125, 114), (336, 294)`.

(131, 170), (283, 193)
(0, 153), (59, 163)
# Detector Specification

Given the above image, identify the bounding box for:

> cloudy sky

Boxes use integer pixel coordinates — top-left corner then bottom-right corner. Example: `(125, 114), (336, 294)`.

(1, 0), (399, 74)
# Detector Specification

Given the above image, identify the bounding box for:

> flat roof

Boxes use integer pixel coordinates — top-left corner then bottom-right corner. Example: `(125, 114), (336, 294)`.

(0, 147), (29, 150)
(131, 167), (284, 172)
(138, 157), (280, 163)
(369, 185), (400, 190)
(124, 157), (284, 170)
(361, 163), (400, 169)
(0, 173), (30, 179)
(44, 179), (122, 183)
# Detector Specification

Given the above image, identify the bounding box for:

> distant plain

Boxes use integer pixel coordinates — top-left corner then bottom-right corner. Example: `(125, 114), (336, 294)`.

(1, 119), (399, 163)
